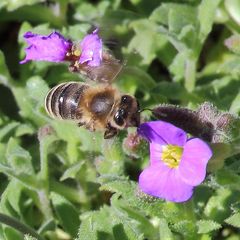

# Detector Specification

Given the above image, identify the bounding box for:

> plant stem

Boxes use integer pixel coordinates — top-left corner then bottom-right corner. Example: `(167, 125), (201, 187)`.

(183, 200), (196, 222)
(38, 128), (57, 219)
(50, 180), (88, 204)
(185, 57), (196, 92)
(0, 213), (44, 240)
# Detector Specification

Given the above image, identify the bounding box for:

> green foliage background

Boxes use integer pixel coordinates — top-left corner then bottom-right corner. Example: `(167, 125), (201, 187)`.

(0, 0), (240, 239)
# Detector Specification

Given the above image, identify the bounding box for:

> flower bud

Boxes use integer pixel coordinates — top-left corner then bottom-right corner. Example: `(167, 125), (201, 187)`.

(152, 102), (237, 143)
(224, 35), (240, 55)
(122, 131), (147, 158)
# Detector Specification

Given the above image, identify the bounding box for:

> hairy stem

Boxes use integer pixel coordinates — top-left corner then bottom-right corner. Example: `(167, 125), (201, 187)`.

(0, 213), (44, 240)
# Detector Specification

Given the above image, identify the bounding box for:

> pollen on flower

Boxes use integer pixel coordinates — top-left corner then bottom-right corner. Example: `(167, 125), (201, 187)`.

(161, 145), (183, 168)
(73, 48), (82, 57)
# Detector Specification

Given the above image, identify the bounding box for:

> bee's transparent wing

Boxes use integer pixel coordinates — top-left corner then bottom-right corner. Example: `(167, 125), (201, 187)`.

(69, 50), (123, 84)
(82, 57), (123, 83)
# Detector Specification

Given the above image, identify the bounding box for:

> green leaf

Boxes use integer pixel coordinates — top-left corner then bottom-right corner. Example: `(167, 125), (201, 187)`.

(97, 139), (124, 175)
(207, 143), (232, 172)
(78, 200), (146, 240)
(218, 56), (240, 76)
(77, 207), (113, 240)
(172, 220), (196, 239)
(38, 218), (55, 235)
(230, 91), (240, 114)
(77, 217), (98, 240)
(225, 213), (240, 228)
(150, 4), (197, 34)
(3, 227), (22, 240)
(63, 24), (91, 41)
(52, 120), (102, 151)
(149, 4), (169, 25)
(12, 86), (46, 126)
(169, 49), (191, 81)
(74, 1), (110, 22)
(110, 196), (144, 240)
(0, 0), (42, 11)
(99, 175), (164, 218)
(51, 120), (102, 164)
(38, 125), (58, 190)
(15, 124), (35, 137)
(225, 0), (240, 26)
(26, 76), (49, 105)
(0, 179), (24, 216)
(0, 143), (7, 164)
(119, 205), (156, 240)
(99, 9), (140, 37)
(128, 19), (168, 65)
(0, 163), (39, 190)
(6, 138), (34, 174)
(203, 188), (238, 222)
(151, 82), (188, 101)
(99, 175), (136, 199)
(0, 5), (65, 27)
(60, 161), (85, 181)
(197, 220), (221, 234)
(0, 122), (20, 142)
(0, 50), (14, 87)
(198, 0), (221, 43)
(24, 235), (37, 240)
(168, 5), (197, 35)
(159, 218), (174, 240)
(195, 76), (239, 109)
(120, 66), (156, 92)
(51, 192), (80, 237)
(151, 3), (199, 52)
(215, 168), (240, 188)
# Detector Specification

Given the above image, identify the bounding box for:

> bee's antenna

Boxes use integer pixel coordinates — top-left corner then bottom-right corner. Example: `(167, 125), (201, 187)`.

(139, 108), (153, 113)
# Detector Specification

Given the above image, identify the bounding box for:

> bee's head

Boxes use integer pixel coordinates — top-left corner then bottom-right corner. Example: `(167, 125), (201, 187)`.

(113, 95), (140, 129)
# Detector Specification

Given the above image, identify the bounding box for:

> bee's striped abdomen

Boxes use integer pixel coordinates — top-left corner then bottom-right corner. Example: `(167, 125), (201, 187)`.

(45, 82), (89, 120)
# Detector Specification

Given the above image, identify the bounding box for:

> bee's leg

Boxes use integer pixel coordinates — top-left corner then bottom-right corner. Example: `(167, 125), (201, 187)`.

(104, 124), (118, 139)
(68, 63), (78, 72)
(77, 121), (95, 131)
(69, 61), (82, 73)
(78, 122), (85, 127)
(84, 119), (96, 132)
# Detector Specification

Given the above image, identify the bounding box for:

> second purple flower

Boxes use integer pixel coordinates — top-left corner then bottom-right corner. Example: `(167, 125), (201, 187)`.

(138, 121), (212, 203)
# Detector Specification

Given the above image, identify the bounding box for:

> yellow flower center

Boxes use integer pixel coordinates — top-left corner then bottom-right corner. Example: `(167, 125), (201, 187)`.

(161, 145), (183, 168)
(71, 45), (82, 57)
(73, 48), (82, 57)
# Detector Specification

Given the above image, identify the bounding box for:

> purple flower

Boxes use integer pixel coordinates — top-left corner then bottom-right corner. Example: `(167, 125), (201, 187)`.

(20, 29), (103, 67)
(79, 29), (102, 67)
(138, 121), (212, 203)
(20, 31), (72, 64)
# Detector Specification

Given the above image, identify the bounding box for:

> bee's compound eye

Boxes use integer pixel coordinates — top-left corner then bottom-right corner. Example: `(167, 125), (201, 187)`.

(119, 109), (127, 118)
(114, 112), (124, 126)
(121, 95), (131, 104)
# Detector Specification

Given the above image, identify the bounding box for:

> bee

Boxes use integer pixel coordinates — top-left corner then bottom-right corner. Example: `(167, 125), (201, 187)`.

(45, 82), (140, 138)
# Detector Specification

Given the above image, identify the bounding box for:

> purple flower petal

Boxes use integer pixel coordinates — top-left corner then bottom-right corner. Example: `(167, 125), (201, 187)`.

(177, 138), (212, 186)
(139, 162), (193, 202)
(20, 31), (72, 64)
(150, 142), (164, 165)
(79, 29), (102, 67)
(138, 121), (187, 146)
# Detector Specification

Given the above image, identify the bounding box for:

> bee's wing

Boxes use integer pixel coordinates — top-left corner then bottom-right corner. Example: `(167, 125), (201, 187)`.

(82, 57), (123, 83)
(68, 46), (124, 83)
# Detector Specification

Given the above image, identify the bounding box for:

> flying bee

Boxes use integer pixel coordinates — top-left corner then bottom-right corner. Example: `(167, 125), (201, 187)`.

(45, 82), (140, 138)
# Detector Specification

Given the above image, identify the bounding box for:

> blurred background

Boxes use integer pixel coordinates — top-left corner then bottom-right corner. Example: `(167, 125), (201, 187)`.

(1, 0), (240, 239)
